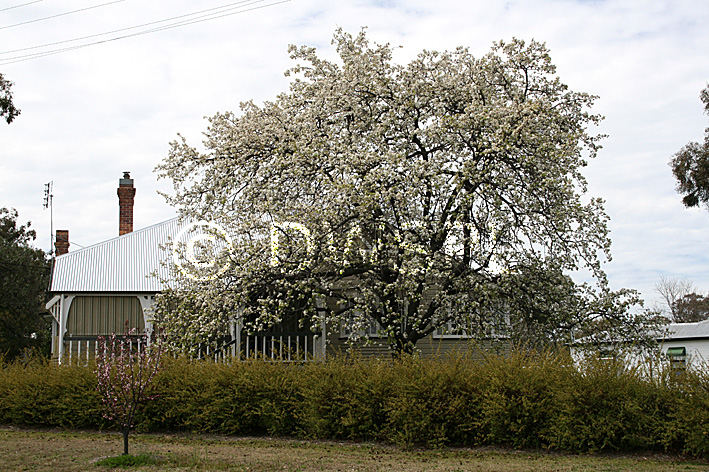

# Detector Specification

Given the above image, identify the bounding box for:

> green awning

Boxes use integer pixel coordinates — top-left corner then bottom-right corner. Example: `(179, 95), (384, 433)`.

(667, 347), (686, 357)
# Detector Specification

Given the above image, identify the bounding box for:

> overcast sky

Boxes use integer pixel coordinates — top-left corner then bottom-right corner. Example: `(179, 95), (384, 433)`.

(1, 0), (708, 307)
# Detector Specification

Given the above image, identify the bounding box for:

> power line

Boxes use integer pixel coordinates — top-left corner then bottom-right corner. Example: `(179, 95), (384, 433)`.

(0, 1), (124, 30)
(0, 1), (43, 13)
(0, 0), (289, 65)
(1, 0), (258, 55)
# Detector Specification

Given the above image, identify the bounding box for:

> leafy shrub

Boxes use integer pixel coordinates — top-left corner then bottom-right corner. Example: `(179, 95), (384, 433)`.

(547, 355), (658, 452)
(2, 349), (709, 457)
(662, 361), (709, 456)
(0, 358), (104, 429)
(141, 357), (305, 436)
(475, 349), (569, 449)
(380, 354), (486, 448)
(300, 355), (393, 441)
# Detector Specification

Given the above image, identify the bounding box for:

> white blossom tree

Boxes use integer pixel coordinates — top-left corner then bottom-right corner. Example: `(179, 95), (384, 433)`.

(155, 29), (657, 355)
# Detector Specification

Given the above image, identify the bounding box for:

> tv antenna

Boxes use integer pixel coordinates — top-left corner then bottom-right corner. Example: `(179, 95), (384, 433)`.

(43, 181), (53, 256)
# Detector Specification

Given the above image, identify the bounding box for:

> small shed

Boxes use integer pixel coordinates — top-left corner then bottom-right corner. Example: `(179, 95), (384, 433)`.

(569, 319), (709, 372)
(658, 319), (709, 370)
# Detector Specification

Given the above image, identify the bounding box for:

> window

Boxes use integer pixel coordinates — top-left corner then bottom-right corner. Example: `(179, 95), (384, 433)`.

(340, 311), (381, 338)
(432, 298), (510, 340)
(667, 346), (687, 373)
(433, 319), (472, 338)
(599, 345), (616, 360)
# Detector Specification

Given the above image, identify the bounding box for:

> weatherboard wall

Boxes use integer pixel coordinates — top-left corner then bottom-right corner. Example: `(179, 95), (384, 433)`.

(66, 295), (145, 336)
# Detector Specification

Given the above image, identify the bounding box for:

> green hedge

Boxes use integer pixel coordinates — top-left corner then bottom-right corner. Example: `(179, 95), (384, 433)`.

(0, 358), (105, 429)
(1, 351), (707, 456)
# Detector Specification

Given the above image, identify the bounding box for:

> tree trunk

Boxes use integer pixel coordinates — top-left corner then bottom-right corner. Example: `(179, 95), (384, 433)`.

(390, 336), (416, 359)
(123, 426), (130, 455)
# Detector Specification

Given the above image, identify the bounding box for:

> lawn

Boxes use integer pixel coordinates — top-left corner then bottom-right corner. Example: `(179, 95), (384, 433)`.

(0, 428), (707, 472)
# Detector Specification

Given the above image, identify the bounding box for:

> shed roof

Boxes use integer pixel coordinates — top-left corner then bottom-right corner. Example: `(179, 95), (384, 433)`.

(662, 320), (709, 341)
(49, 217), (186, 293)
(569, 318), (709, 347)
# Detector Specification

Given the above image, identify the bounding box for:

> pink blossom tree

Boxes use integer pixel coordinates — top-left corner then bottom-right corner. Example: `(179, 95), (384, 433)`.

(95, 329), (163, 455)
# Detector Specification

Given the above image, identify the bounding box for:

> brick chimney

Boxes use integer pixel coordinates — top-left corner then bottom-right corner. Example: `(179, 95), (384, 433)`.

(117, 171), (136, 235)
(55, 230), (69, 255)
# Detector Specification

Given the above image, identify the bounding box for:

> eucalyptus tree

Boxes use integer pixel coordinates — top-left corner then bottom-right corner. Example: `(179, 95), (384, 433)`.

(156, 30), (653, 355)
(670, 84), (709, 209)
(0, 73), (20, 124)
(0, 207), (50, 360)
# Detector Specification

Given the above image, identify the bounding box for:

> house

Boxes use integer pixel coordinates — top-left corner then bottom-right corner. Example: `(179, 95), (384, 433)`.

(46, 173), (491, 363)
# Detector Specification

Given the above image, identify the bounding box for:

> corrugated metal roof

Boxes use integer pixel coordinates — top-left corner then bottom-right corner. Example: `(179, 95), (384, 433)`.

(50, 217), (187, 293)
(663, 320), (709, 340)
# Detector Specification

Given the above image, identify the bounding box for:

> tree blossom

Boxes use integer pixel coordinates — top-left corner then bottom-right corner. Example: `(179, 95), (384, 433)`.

(95, 329), (163, 455)
(156, 29), (659, 355)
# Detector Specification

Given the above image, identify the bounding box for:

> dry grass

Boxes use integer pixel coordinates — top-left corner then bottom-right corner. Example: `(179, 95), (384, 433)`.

(0, 427), (707, 472)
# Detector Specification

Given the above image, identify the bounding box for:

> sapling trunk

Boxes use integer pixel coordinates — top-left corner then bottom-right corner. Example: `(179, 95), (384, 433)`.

(123, 426), (130, 455)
